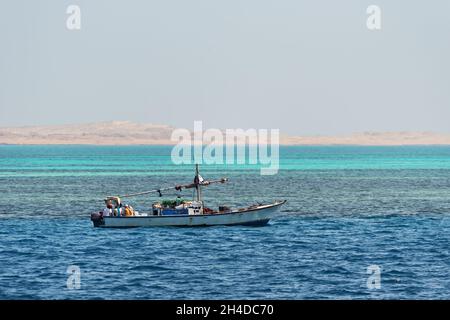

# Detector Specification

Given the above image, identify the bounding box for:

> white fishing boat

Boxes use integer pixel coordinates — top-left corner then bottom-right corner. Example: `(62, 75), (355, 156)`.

(90, 165), (285, 228)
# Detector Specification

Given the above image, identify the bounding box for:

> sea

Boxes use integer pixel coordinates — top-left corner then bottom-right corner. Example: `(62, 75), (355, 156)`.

(0, 145), (449, 299)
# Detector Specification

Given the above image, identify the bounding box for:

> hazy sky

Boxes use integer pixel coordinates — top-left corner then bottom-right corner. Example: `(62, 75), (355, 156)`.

(1, 1), (449, 135)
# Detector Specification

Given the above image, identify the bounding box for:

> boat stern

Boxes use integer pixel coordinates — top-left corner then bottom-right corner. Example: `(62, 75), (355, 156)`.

(90, 212), (104, 227)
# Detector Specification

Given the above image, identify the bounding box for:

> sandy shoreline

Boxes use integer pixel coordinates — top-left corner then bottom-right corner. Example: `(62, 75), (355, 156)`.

(1, 121), (450, 146)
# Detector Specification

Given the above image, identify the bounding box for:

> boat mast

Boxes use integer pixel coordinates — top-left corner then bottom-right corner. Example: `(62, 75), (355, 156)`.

(195, 164), (201, 202)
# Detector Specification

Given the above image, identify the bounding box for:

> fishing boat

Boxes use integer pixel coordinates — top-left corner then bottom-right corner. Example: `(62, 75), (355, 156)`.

(90, 165), (286, 228)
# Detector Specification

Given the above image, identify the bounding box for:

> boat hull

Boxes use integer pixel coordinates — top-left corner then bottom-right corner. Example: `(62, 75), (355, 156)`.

(91, 200), (285, 228)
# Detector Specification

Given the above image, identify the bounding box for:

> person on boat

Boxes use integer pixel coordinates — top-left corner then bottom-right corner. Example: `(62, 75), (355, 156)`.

(123, 204), (134, 217)
(114, 203), (123, 217)
(102, 203), (113, 217)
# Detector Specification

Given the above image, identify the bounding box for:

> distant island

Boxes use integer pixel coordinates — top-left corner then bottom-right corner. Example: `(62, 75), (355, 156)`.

(1, 121), (450, 145)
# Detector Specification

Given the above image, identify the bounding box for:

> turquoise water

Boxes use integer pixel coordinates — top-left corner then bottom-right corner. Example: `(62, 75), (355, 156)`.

(2, 146), (450, 178)
(0, 145), (449, 299)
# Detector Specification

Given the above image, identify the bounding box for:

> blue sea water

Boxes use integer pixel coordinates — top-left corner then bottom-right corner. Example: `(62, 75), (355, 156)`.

(0, 145), (449, 299)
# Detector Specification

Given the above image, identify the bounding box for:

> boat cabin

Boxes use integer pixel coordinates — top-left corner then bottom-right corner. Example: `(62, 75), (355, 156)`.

(152, 199), (204, 216)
